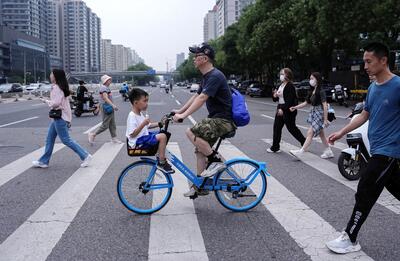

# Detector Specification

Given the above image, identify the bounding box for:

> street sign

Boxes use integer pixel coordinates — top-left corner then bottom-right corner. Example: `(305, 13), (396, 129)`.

(147, 69), (156, 75)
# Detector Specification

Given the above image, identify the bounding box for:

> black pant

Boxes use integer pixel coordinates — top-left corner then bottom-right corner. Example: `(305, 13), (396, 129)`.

(270, 110), (305, 151)
(345, 155), (400, 242)
(77, 97), (90, 111)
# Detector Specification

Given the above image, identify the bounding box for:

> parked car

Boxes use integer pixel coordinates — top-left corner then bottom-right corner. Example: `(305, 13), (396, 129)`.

(190, 83), (200, 93)
(321, 80), (335, 102)
(238, 80), (259, 94)
(186, 83), (191, 89)
(0, 83), (23, 93)
(25, 83), (43, 92)
(246, 83), (272, 97)
(160, 83), (166, 88)
(294, 79), (335, 102)
(228, 82), (236, 89)
(294, 80), (310, 101)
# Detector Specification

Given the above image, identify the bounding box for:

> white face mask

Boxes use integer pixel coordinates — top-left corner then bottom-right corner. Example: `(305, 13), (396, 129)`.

(280, 74), (286, 82)
(309, 79), (317, 87)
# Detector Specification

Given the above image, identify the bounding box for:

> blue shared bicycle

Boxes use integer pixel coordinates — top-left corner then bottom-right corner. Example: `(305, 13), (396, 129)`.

(117, 112), (270, 214)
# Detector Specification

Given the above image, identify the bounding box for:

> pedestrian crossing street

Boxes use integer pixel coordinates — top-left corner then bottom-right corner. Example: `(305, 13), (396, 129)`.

(0, 137), (398, 261)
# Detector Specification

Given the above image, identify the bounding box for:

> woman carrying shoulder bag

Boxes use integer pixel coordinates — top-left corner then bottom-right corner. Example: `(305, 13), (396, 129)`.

(88, 74), (122, 144)
(32, 69), (92, 168)
(268, 68), (306, 153)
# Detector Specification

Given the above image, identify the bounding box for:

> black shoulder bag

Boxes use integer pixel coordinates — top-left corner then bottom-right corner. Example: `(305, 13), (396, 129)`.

(49, 109), (62, 119)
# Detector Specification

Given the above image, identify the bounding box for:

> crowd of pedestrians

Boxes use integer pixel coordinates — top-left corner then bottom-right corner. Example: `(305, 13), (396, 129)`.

(30, 42), (399, 256)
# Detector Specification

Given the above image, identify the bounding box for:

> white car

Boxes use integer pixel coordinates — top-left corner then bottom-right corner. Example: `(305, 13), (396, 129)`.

(160, 83), (166, 88)
(25, 83), (42, 91)
(190, 83), (200, 93)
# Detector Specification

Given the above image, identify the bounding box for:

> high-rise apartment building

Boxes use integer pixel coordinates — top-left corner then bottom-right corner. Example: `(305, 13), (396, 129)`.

(0, 0), (47, 40)
(215, 0), (255, 37)
(176, 53), (185, 69)
(203, 6), (217, 42)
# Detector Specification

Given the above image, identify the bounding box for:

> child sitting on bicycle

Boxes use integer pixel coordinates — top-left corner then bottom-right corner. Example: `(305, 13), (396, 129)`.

(126, 88), (174, 173)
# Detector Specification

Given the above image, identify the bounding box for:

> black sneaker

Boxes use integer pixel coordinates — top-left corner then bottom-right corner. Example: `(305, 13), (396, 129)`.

(158, 161), (175, 174)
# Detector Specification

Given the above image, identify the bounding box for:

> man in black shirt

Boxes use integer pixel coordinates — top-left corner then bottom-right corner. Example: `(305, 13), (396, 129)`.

(76, 80), (89, 111)
(173, 43), (236, 197)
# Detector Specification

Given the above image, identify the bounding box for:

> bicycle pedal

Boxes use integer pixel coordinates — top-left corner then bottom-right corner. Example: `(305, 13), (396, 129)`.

(189, 193), (198, 200)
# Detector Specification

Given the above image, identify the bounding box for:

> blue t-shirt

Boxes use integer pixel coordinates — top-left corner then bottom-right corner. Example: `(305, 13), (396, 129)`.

(197, 68), (232, 120)
(364, 75), (400, 158)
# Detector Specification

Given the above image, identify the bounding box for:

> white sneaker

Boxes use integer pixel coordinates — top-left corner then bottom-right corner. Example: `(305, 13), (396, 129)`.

(111, 137), (123, 144)
(321, 148), (334, 159)
(183, 187), (197, 197)
(289, 149), (304, 158)
(183, 186), (209, 197)
(32, 160), (48, 168)
(80, 154), (92, 168)
(88, 133), (95, 144)
(267, 148), (281, 153)
(200, 162), (225, 177)
(326, 231), (361, 254)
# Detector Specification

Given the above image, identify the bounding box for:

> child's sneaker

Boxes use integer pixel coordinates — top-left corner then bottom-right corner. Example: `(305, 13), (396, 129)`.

(157, 161), (175, 174)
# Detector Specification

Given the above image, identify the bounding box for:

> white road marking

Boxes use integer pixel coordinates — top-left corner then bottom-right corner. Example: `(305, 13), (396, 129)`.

(175, 100), (181, 106)
(0, 144), (65, 188)
(250, 99), (348, 119)
(0, 116), (39, 128)
(148, 142), (208, 261)
(188, 116), (197, 125)
(218, 143), (373, 261)
(0, 142), (124, 261)
(261, 114), (308, 130)
(260, 114), (347, 150)
(263, 138), (400, 215)
(31, 103), (46, 107)
(84, 122), (102, 134)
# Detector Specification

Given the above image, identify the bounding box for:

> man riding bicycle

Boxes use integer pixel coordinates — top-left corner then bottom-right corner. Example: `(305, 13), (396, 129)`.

(173, 43), (236, 197)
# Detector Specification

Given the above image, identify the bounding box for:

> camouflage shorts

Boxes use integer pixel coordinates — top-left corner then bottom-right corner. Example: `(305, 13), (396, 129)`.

(191, 118), (236, 146)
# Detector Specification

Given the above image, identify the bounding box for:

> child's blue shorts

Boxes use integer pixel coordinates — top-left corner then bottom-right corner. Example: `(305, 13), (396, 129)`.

(136, 131), (159, 149)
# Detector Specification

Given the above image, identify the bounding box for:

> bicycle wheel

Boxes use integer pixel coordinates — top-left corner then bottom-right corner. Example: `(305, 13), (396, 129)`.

(117, 160), (173, 214)
(214, 159), (267, 212)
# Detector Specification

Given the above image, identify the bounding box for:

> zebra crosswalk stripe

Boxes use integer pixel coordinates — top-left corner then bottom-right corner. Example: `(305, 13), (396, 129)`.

(148, 142), (208, 260)
(0, 142), (123, 261)
(262, 138), (400, 215)
(0, 143), (65, 188)
(218, 142), (373, 261)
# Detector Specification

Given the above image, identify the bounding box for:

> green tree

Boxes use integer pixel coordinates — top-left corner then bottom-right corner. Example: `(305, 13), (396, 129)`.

(127, 63), (156, 85)
(177, 54), (201, 82)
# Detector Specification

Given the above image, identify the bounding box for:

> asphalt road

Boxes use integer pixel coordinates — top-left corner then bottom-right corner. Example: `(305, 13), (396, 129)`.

(0, 86), (398, 261)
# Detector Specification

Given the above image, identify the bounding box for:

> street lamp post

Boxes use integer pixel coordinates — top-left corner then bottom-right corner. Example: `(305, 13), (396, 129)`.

(23, 50), (27, 85)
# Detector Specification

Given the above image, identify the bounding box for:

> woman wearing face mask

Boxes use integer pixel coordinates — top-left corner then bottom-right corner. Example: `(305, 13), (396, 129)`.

(289, 72), (334, 158)
(268, 68), (306, 153)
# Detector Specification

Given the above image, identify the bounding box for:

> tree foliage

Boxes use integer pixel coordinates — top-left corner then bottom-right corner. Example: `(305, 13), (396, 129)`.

(177, 0), (400, 82)
(127, 63), (156, 85)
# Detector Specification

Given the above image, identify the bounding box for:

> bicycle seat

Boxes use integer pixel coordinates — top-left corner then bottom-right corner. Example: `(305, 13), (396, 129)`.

(221, 130), (236, 139)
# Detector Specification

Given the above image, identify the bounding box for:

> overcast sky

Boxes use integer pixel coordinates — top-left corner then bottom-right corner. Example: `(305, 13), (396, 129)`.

(84, 0), (216, 71)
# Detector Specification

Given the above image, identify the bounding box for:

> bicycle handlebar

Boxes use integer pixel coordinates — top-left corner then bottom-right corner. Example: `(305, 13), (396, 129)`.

(162, 112), (183, 132)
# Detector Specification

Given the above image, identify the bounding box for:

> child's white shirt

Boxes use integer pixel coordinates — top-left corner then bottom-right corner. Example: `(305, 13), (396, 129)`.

(126, 111), (149, 147)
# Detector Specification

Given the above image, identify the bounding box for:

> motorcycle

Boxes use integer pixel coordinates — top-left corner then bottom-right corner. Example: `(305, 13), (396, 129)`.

(337, 102), (370, 180)
(331, 84), (349, 107)
(71, 92), (99, 117)
(121, 92), (129, 102)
